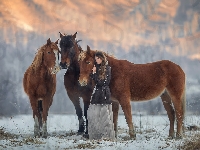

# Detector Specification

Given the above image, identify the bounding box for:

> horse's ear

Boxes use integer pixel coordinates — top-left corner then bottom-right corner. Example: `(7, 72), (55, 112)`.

(72, 32), (77, 39)
(47, 38), (51, 45)
(87, 45), (91, 54)
(59, 32), (63, 38)
(55, 39), (59, 45)
(87, 45), (90, 51)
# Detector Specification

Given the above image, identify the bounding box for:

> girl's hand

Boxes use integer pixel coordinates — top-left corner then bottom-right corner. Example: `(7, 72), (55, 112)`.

(92, 65), (96, 73)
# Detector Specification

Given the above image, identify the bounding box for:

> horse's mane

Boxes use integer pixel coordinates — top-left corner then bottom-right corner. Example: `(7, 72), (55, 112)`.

(30, 45), (46, 72)
(78, 49), (115, 61)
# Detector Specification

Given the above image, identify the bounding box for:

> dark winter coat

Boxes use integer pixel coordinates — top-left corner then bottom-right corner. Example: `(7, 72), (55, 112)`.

(90, 65), (112, 104)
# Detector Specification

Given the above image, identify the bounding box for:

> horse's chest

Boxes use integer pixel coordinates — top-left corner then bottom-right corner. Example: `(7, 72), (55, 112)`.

(42, 76), (56, 89)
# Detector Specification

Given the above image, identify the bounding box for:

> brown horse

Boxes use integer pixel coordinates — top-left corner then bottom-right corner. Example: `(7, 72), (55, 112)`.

(23, 38), (60, 138)
(59, 32), (119, 136)
(78, 45), (186, 139)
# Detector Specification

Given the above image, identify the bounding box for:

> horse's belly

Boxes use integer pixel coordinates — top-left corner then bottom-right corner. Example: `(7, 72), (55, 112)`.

(131, 87), (165, 101)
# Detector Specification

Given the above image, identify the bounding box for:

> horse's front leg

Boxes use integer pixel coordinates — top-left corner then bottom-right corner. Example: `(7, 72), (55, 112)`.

(41, 99), (50, 138)
(83, 100), (90, 134)
(112, 100), (119, 138)
(30, 97), (40, 137)
(70, 95), (85, 134)
(120, 98), (136, 139)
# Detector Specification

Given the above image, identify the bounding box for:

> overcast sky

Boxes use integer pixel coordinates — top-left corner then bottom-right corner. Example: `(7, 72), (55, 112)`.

(0, 0), (200, 59)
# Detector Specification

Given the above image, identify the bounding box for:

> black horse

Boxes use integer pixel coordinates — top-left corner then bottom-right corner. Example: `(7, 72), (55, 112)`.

(59, 32), (119, 137)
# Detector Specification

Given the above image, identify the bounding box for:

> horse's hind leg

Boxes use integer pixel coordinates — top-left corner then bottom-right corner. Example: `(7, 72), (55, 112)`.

(112, 100), (119, 138)
(161, 90), (175, 138)
(170, 94), (185, 139)
(166, 83), (185, 139)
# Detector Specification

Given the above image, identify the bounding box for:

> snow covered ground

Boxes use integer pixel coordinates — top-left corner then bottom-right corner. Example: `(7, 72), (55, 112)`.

(0, 114), (200, 150)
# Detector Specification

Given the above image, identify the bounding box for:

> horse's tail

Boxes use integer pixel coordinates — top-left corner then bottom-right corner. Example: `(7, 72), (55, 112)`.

(23, 71), (28, 94)
(182, 85), (186, 133)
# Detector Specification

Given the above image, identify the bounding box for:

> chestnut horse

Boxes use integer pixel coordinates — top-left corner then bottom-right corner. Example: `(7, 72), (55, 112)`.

(23, 38), (60, 138)
(59, 32), (119, 136)
(78, 46), (186, 139)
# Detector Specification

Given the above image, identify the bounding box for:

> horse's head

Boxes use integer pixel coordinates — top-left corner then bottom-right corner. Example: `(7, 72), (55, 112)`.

(59, 32), (81, 69)
(38, 38), (60, 74)
(78, 45), (95, 86)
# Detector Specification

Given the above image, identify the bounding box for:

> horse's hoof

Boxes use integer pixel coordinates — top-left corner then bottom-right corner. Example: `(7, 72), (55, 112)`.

(42, 136), (47, 139)
(130, 135), (136, 140)
(168, 134), (175, 139)
(34, 131), (40, 137)
(34, 134), (40, 138)
(129, 130), (136, 140)
(83, 134), (89, 139)
(176, 134), (183, 140)
(42, 134), (47, 138)
(77, 132), (84, 135)
(115, 134), (118, 139)
(167, 136), (174, 140)
(42, 132), (48, 138)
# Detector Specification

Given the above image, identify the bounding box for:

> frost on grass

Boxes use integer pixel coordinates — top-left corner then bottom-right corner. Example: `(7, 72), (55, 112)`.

(0, 115), (200, 149)
(0, 127), (18, 140)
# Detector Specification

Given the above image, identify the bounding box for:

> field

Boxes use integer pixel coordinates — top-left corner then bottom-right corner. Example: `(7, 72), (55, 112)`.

(0, 114), (200, 150)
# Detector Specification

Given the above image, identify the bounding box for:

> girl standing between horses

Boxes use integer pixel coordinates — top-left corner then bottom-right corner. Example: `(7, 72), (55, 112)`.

(87, 51), (115, 140)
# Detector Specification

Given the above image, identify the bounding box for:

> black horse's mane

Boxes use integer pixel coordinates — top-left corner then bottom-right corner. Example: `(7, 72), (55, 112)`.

(60, 35), (83, 73)
(60, 35), (74, 50)
(60, 35), (82, 50)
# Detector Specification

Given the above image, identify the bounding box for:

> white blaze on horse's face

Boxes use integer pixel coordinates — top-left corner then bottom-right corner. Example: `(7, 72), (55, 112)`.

(51, 50), (61, 74)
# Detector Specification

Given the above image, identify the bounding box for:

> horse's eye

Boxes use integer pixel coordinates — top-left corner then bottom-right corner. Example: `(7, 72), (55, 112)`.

(86, 61), (90, 64)
(48, 51), (51, 54)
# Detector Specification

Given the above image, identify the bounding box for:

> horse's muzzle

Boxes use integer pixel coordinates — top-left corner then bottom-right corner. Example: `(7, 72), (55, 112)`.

(59, 62), (68, 69)
(79, 79), (88, 86)
(51, 66), (61, 74)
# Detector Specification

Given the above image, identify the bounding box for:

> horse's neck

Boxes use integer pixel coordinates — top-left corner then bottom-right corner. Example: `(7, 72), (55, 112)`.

(68, 61), (80, 74)
(69, 47), (80, 72)
(107, 56), (115, 67)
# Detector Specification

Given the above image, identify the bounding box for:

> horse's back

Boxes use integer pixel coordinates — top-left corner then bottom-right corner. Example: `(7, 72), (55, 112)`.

(110, 59), (185, 101)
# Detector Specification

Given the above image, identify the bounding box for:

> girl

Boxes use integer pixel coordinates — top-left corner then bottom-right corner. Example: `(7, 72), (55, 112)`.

(90, 51), (112, 104)
(87, 51), (115, 140)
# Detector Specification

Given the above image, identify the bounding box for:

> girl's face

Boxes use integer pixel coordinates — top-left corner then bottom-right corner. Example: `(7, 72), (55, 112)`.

(95, 56), (102, 64)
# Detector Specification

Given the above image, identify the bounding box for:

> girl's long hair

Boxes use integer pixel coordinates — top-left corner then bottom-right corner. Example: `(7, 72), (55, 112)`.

(95, 51), (108, 80)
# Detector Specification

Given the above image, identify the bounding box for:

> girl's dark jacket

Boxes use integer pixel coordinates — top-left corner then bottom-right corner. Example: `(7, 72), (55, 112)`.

(90, 64), (112, 104)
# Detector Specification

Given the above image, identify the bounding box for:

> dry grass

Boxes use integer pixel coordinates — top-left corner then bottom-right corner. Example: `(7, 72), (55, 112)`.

(0, 127), (18, 140)
(178, 133), (200, 150)
(73, 142), (97, 149)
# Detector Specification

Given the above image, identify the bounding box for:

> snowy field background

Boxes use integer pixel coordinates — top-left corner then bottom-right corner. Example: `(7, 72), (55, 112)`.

(0, 114), (200, 150)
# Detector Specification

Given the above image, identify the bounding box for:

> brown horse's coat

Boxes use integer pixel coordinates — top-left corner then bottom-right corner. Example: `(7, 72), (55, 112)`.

(23, 38), (60, 138)
(78, 46), (186, 139)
